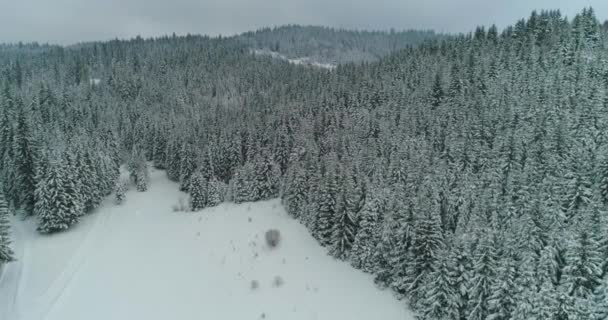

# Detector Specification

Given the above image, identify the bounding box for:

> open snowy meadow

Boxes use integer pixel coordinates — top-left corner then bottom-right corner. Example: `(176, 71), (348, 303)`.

(0, 168), (413, 320)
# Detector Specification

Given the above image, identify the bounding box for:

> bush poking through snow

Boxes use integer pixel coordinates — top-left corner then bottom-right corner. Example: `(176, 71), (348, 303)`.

(172, 196), (190, 212)
(250, 280), (259, 290)
(265, 229), (281, 248)
(272, 276), (284, 287)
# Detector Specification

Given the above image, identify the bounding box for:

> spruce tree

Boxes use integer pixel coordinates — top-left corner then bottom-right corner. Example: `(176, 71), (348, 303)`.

(207, 178), (224, 207)
(316, 164), (340, 247)
(189, 172), (208, 211)
(37, 160), (80, 233)
(13, 104), (38, 215)
(0, 188), (15, 264)
(282, 165), (307, 218)
(419, 248), (459, 320)
(350, 190), (381, 271)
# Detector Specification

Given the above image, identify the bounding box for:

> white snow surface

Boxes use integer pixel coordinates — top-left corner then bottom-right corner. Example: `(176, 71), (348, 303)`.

(252, 49), (337, 70)
(0, 168), (412, 320)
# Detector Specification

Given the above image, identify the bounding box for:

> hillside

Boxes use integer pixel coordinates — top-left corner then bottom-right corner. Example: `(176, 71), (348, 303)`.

(239, 25), (440, 64)
(1, 8), (608, 320)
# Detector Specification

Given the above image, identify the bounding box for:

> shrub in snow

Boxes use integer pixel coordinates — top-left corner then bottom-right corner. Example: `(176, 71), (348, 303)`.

(172, 196), (190, 212)
(250, 280), (259, 290)
(265, 229), (281, 248)
(272, 276), (284, 287)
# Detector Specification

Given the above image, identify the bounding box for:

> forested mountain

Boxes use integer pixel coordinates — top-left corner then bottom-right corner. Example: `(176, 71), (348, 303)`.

(1, 8), (608, 320)
(239, 25), (440, 64)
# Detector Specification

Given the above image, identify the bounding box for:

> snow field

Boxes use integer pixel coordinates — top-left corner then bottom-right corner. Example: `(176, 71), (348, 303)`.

(0, 168), (413, 320)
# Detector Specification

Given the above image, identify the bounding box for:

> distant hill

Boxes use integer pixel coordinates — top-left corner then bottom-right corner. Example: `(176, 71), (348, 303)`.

(238, 25), (442, 64)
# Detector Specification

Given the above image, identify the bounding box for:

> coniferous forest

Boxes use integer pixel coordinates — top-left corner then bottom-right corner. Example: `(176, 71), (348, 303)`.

(1, 8), (608, 320)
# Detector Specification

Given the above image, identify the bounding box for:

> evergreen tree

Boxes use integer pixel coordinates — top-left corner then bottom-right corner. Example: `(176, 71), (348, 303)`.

(418, 247), (459, 320)
(0, 188), (15, 264)
(468, 231), (497, 320)
(37, 160), (80, 233)
(13, 104), (38, 214)
(282, 165), (307, 218)
(350, 190), (382, 272)
(316, 164), (340, 247)
(114, 179), (128, 205)
(189, 172), (208, 211)
(207, 178), (224, 207)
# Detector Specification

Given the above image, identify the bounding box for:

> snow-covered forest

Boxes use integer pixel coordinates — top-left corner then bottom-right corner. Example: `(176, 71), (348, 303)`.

(1, 8), (608, 320)
(239, 25), (440, 64)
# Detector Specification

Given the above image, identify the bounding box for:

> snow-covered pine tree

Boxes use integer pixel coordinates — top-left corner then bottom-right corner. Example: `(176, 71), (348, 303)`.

(37, 159), (80, 233)
(232, 163), (257, 203)
(467, 231), (498, 320)
(165, 137), (182, 182)
(594, 276), (608, 320)
(486, 249), (517, 320)
(282, 164), (307, 218)
(560, 228), (603, 302)
(13, 103), (38, 215)
(0, 187), (15, 264)
(128, 147), (150, 192)
(206, 178), (224, 207)
(253, 153), (274, 200)
(404, 184), (445, 307)
(418, 247), (459, 320)
(136, 162), (150, 192)
(114, 178), (128, 205)
(315, 163), (340, 247)
(329, 189), (358, 259)
(189, 172), (208, 211)
(350, 189), (382, 271)
(178, 142), (196, 192)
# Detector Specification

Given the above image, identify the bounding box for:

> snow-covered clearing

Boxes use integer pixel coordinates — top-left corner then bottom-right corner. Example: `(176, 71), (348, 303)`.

(0, 168), (412, 320)
(252, 49), (336, 70)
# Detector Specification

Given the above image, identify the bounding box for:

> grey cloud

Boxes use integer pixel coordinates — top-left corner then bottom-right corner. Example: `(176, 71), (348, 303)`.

(0, 0), (606, 45)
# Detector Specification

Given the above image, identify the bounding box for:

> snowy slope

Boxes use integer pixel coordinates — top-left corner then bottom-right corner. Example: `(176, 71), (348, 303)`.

(0, 168), (413, 320)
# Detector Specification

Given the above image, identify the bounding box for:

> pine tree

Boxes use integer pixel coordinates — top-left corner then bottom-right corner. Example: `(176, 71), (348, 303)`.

(405, 186), (444, 307)
(13, 104), (38, 215)
(37, 160), (80, 233)
(329, 185), (359, 259)
(253, 154), (275, 200)
(178, 142), (196, 192)
(134, 162), (150, 192)
(560, 229), (603, 300)
(593, 276), (608, 320)
(114, 179), (128, 205)
(207, 178), (224, 207)
(129, 147), (149, 192)
(282, 165), (307, 218)
(350, 190), (382, 272)
(486, 250), (517, 320)
(189, 172), (208, 211)
(468, 231), (497, 320)
(0, 188), (15, 264)
(418, 248), (459, 320)
(232, 163), (257, 203)
(316, 164), (340, 247)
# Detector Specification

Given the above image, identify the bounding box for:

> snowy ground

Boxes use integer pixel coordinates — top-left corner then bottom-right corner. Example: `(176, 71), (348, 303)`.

(252, 49), (337, 70)
(0, 168), (412, 320)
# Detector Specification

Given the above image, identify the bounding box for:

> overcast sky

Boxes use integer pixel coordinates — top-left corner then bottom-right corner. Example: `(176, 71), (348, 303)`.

(1, 0), (607, 45)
